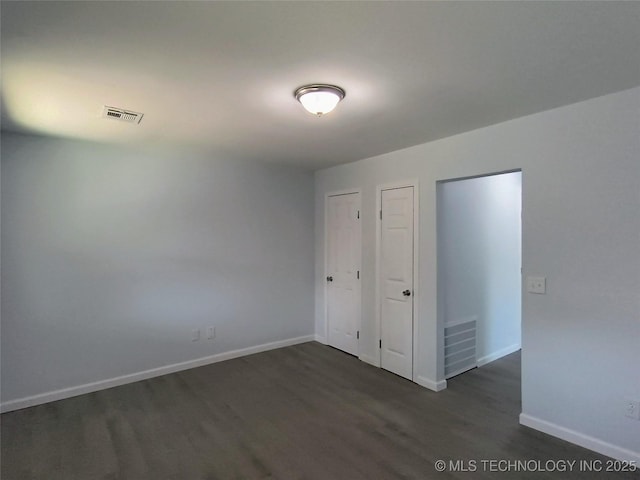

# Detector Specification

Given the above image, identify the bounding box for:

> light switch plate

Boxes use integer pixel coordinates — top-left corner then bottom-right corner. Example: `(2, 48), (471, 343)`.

(526, 276), (546, 294)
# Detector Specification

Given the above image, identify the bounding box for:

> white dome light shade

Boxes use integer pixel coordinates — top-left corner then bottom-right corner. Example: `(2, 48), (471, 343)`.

(294, 84), (345, 116)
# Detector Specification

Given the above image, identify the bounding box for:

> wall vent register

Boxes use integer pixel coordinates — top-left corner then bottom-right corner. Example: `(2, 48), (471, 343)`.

(102, 106), (144, 124)
(444, 318), (477, 378)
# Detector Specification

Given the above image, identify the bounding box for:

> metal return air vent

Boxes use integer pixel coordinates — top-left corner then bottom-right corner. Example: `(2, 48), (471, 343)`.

(444, 317), (477, 379)
(102, 106), (143, 124)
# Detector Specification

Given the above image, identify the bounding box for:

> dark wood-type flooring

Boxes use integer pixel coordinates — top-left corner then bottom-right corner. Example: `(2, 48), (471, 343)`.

(2, 342), (638, 479)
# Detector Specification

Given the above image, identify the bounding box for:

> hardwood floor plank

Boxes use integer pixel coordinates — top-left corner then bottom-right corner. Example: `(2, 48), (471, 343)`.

(2, 342), (637, 479)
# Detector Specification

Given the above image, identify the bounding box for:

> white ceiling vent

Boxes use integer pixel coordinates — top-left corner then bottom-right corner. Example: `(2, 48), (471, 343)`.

(102, 106), (143, 124)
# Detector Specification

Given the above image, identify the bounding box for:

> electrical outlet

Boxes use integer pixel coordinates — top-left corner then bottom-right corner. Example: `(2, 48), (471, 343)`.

(624, 398), (640, 420)
(192, 329), (200, 342)
(207, 326), (216, 340)
(526, 276), (546, 294)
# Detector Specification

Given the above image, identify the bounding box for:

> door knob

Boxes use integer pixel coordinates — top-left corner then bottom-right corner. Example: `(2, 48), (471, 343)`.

(402, 289), (411, 296)
(327, 276), (334, 282)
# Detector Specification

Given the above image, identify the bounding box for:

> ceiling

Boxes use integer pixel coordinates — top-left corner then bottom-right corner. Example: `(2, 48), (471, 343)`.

(2, 1), (639, 170)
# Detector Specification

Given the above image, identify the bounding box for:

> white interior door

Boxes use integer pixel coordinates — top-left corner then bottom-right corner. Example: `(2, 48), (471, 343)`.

(380, 186), (414, 379)
(326, 192), (361, 356)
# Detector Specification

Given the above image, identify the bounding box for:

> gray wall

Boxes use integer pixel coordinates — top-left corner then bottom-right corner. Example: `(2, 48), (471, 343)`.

(438, 172), (521, 365)
(1, 132), (315, 404)
(314, 87), (640, 458)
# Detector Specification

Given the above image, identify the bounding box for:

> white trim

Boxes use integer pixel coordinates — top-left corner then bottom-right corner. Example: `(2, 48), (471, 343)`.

(416, 375), (447, 392)
(324, 189), (362, 357)
(520, 413), (640, 463)
(477, 343), (521, 367)
(0, 335), (314, 413)
(375, 179), (420, 380)
(314, 334), (327, 344)
(324, 188), (362, 197)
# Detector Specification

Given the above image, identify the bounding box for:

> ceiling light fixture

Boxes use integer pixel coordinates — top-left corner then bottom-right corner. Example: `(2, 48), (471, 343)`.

(294, 84), (345, 116)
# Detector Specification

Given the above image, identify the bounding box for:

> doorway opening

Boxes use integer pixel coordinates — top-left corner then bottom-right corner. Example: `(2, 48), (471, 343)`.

(437, 170), (522, 379)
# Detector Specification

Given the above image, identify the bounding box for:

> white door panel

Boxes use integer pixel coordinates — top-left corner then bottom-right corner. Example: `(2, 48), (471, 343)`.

(380, 186), (414, 379)
(327, 193), (360, 356)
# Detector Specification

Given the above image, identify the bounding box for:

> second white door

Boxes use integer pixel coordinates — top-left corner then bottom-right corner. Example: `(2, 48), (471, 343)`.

(380, 186), (414, 379)
(327, 192), (361, 356)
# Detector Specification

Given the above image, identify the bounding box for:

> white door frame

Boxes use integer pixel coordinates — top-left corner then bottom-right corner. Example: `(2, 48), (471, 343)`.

(375, 180), (419, 381)
(324, 188), (362, 355)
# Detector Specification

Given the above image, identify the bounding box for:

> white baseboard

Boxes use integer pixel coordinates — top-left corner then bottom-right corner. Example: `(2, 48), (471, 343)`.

(416, 375), (447, 392)
(520, 413), (640, 463)
(477, 343), (521, 367)
(314, 334), (327, 344)
(1, 334), (315, 413)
